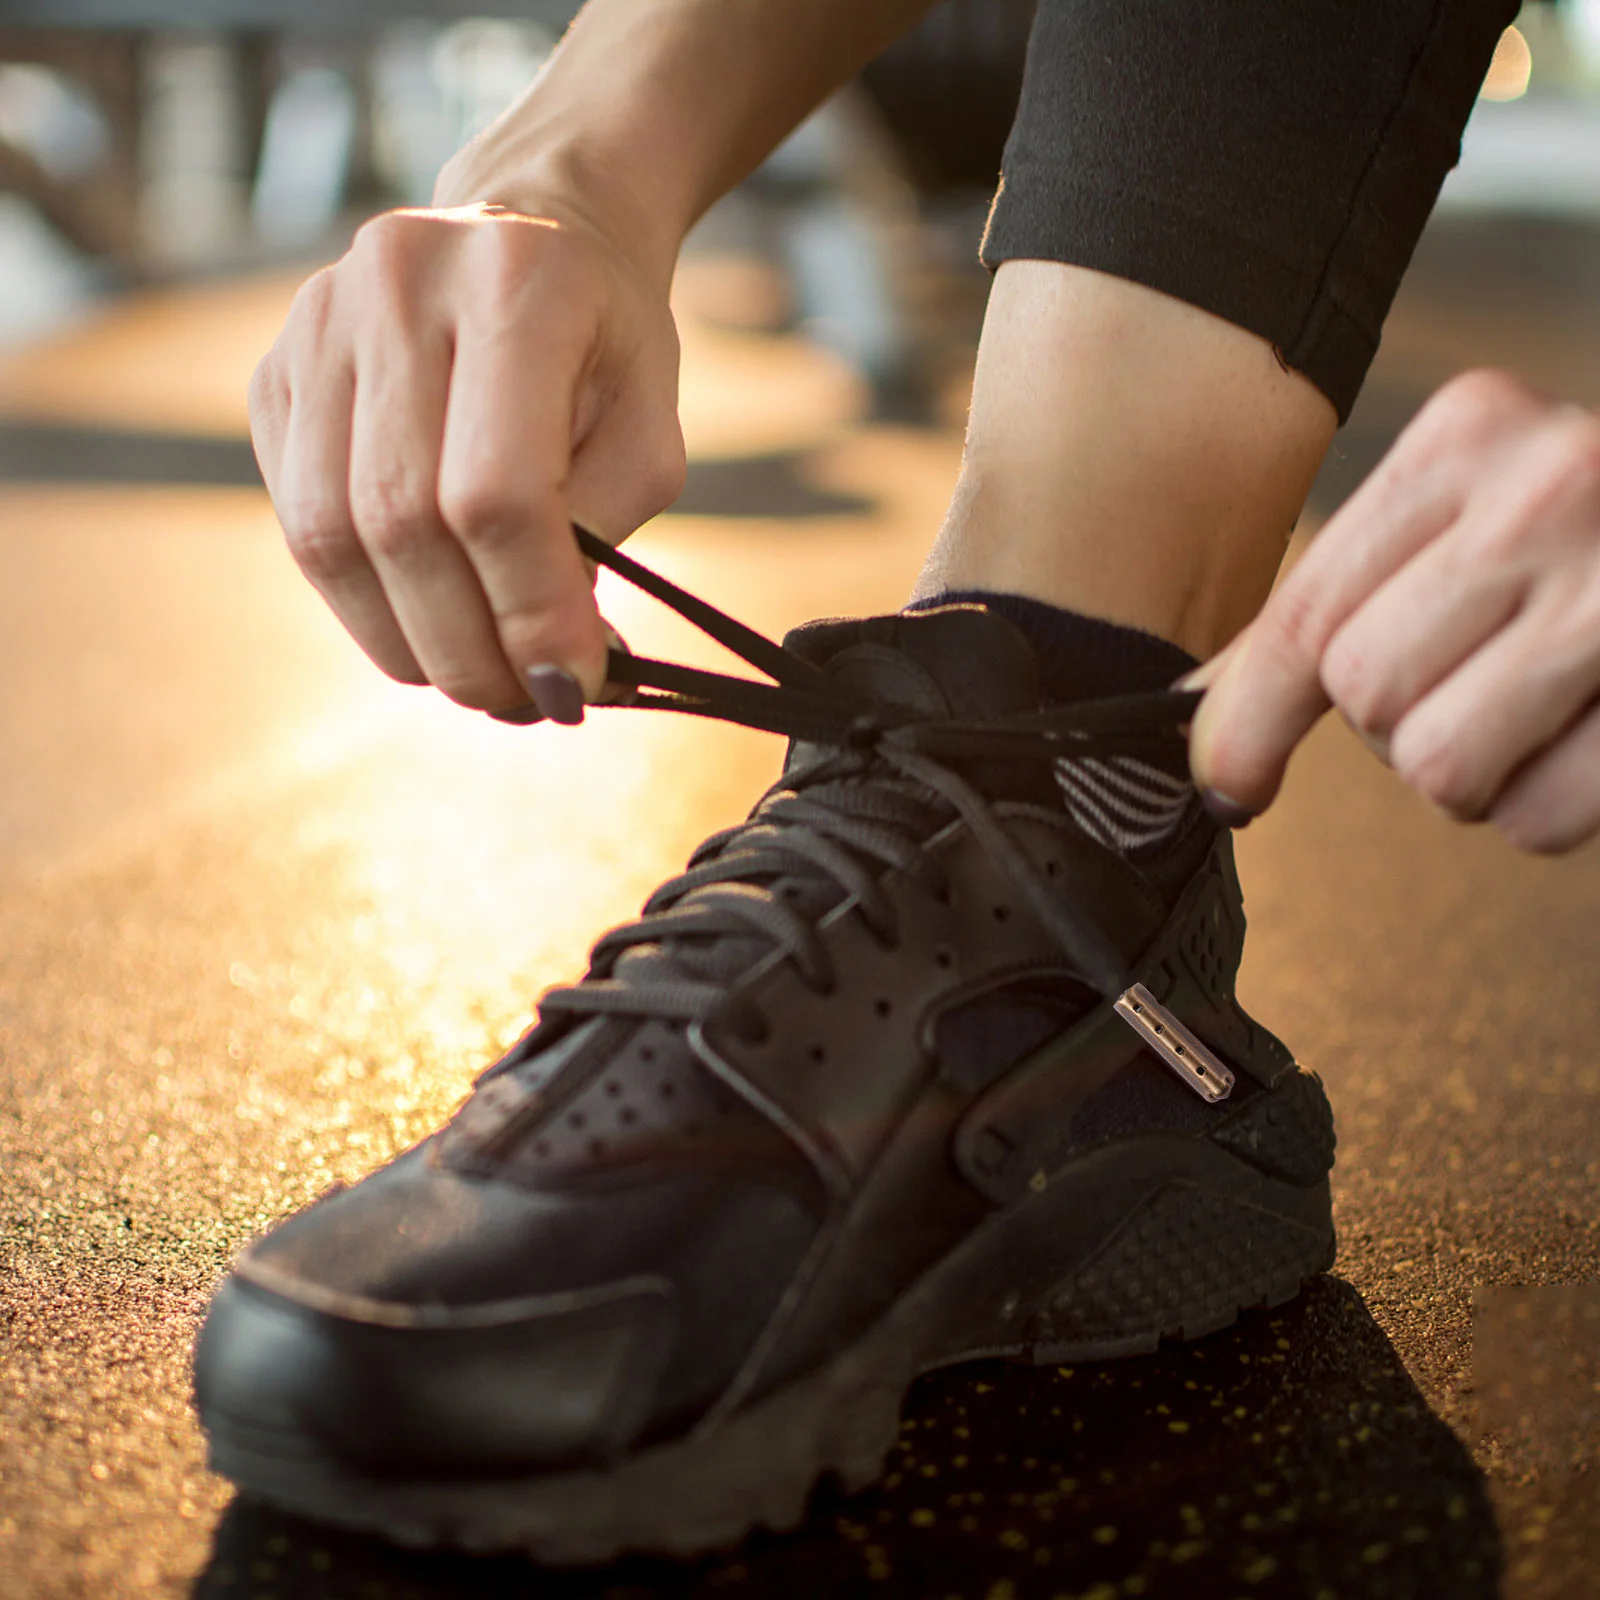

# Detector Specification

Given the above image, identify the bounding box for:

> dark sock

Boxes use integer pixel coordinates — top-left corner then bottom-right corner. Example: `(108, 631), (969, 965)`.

(910, 588), (1198, 702)
(911, 588), (1201, 857)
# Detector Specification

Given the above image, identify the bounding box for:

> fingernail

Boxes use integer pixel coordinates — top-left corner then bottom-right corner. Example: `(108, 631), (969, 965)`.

(524, 665), (585, 726)
(487, 704), (544, 726)
(1201, 788), (1256, 829)
(1174, 652), (1229, 693)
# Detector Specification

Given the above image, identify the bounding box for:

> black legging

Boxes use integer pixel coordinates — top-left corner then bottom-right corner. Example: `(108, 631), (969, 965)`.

(983, 0), (1519, 421)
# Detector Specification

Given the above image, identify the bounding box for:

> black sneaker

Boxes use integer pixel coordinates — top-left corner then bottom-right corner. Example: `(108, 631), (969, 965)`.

(194, 531), (1336, 1560)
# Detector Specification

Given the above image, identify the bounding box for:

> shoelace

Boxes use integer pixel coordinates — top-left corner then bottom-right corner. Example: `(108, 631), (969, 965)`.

(531, 528), (1202, 1038)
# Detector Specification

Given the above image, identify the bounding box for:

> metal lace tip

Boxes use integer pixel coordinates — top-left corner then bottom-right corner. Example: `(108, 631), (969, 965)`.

(1114, 983), (1235, 1104)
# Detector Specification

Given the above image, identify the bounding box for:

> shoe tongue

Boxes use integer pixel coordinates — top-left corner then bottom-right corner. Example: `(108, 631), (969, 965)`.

(782, 604), (1041, 721)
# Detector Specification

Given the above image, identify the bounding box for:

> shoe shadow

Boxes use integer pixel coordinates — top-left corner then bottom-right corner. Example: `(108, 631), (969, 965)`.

(192, 1276), (1499, 1600)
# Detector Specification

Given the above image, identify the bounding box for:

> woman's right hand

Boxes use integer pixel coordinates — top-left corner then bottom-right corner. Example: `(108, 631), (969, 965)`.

(247, 186), (686, 723)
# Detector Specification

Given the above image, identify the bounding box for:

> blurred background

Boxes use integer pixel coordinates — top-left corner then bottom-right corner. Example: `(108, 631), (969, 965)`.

(1, 6), (1598, 1600)
(1, 0), (1599, 470)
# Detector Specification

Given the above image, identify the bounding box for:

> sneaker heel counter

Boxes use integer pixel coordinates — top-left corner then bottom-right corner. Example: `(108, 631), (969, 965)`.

(1212, 1065), (1338, 1188)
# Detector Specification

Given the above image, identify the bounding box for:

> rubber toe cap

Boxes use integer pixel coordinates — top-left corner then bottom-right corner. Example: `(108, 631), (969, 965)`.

(194, 1267), (673, 1478)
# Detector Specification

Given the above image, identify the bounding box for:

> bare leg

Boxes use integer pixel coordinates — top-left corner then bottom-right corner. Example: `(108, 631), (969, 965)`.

(915, 262), (1338, 662)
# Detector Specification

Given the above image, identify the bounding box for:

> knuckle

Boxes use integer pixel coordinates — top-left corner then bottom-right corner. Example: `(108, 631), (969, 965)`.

(1561, 567), (1600, 640)
(286, 265), (338, 337)
(248, 352), (286, 420)
(1546, 415), (1600, 501)
(475, 214), (541, 278)
(1391, 728), (1476, 817)
(350, 213), (429, 304)
(353, 208), (412, 262)
(1431, 368), (1536, 437)
(496, 607), (580, 671)
(1261, 577), (1335, 667)
(637, 439), (688, 514)
(1396, 370), (1536, 478)
(436, 480), (534, 550)
(1320, 631), (1391, 737)
(463, 219), (568, 317)
(351, 482), (440, 562)
(282, 503), (359, 582)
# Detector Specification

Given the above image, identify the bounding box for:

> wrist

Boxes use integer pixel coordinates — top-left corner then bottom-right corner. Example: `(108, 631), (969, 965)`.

(433, 125), (687, 292)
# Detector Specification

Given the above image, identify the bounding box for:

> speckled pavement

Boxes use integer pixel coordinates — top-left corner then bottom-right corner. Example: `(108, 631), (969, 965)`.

(2, 220), (1597, 1600)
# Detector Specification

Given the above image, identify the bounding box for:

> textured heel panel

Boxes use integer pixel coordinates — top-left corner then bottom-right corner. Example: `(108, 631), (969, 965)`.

(1137, 835), (1297, 1088)
(1212, 1066), (1337, 1187)
(1023, 1179), (1335, 1361)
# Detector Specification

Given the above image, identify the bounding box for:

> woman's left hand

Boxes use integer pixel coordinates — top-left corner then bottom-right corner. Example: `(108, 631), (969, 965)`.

(1189, 369), (1600, 854)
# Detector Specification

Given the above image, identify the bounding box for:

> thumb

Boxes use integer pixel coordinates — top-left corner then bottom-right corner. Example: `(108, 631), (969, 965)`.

(1186, 610), (1334, 818)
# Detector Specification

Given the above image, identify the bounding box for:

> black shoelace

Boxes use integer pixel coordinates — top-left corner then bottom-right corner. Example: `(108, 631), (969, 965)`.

(531, 528), (1201, 1038)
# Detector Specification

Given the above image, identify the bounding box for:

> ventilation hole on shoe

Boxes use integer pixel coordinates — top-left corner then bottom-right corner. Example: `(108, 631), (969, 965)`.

(808, 1044), (826, 1063)
(619, 1107), (638, 1126)
(1045, 859), (1060, 878)
(992, 905), (1011, 923)
(781, 884), (802, 901)
(641, 1046), (655, 1063)
(874, 998), (893, 1019)
(605, 1079), (622, 1097)
(935, 948), (954, 969)
(660, 1081), (676, 1099)
(534, 1139), (550, 1158)
(589, 1138), (606, 1159)
(567, 1111), (586, 1129)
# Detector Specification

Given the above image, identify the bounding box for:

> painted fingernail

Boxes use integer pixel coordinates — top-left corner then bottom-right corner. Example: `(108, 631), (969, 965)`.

(524, 665), (585, 726)
(1201, 789), (1256, 829)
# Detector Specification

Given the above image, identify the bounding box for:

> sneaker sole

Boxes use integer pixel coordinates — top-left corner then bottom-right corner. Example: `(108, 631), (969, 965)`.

(202, 1067), (1335, 1563)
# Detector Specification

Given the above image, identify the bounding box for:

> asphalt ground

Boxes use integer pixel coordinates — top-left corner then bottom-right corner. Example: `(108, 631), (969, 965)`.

(1, 217), (1597, 1600)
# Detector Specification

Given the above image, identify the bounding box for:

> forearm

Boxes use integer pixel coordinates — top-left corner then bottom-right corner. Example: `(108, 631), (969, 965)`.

(434, 0), (937, 279)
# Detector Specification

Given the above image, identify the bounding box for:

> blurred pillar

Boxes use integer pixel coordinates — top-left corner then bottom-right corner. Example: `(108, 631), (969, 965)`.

(138, 32), (250, 269)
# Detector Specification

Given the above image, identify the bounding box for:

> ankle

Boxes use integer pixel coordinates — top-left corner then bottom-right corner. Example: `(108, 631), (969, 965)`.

(914, 261), (1337, 660)
(917, 466), (1282, 660)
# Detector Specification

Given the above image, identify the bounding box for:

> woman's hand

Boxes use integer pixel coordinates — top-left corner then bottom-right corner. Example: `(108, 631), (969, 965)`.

(1189, 370), (1600, 853)
(248, 190), (685, 722)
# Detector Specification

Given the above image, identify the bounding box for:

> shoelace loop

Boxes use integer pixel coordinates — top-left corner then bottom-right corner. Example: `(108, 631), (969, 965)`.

(528, 528), (1201, 1039)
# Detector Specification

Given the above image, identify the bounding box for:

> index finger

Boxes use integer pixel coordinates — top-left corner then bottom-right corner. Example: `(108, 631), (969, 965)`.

(435, 254), (610, 702)
(1189, 420), (1472, 812)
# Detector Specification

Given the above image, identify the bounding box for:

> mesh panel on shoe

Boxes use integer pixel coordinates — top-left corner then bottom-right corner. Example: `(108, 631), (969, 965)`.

(933, 977), (1098, 1094)
(445, 1017), (815, 1198)
(1067, 1053), (1239, 1147)
(501, 1021), (785, 1183)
